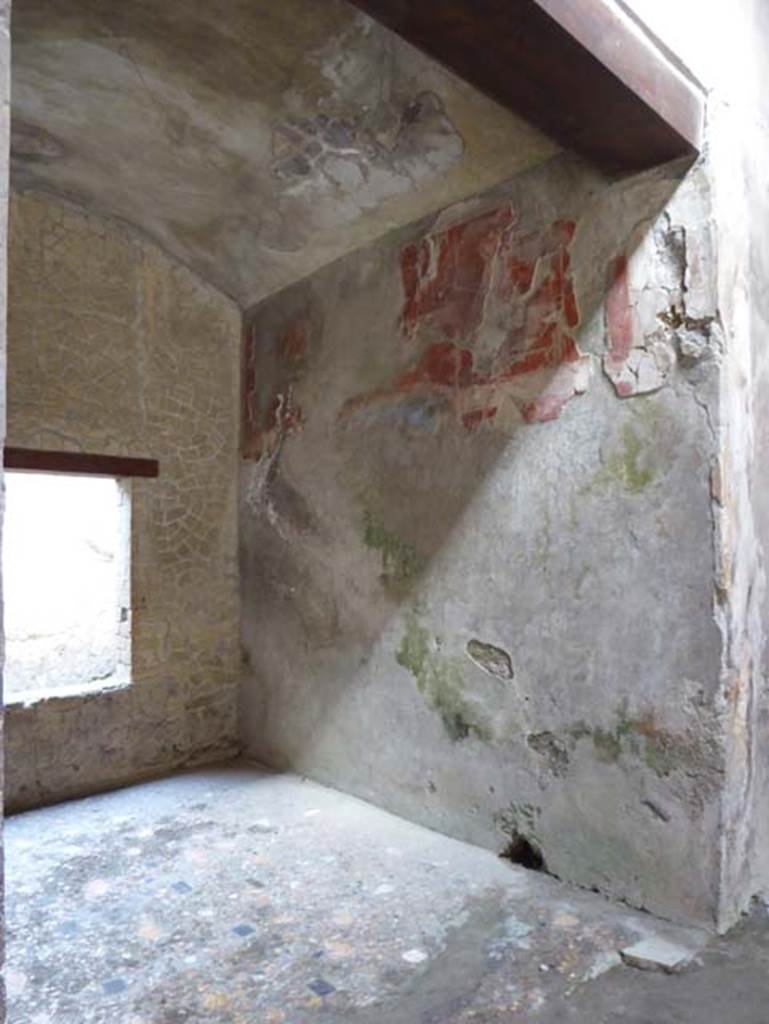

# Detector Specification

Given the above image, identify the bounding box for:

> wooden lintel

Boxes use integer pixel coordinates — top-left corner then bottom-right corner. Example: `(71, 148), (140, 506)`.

(348, 0), (703, 172)
(4, 447), (159, 478)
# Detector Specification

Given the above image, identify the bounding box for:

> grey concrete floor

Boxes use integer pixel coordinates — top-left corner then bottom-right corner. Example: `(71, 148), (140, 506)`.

(4, 761), (768, 1023)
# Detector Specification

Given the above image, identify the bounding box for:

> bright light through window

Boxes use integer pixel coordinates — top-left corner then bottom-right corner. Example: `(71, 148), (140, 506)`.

(2, 471), (130, 703)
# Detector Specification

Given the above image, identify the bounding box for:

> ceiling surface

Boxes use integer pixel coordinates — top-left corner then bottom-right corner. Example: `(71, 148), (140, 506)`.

(11, 0), (557, 307)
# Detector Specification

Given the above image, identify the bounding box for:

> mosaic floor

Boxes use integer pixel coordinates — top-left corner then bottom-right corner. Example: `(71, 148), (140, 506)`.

(5, 761), (764, 1023)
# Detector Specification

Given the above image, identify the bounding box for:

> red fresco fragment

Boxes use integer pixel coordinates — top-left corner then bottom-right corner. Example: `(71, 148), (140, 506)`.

(605, 255), (633, 369)
(522, 394), (570, 423)
(508, 256), (536, 295)
(243, 316), (309, 460)
(400, 206), (516, 344)
(462, 406), (498, 431)
(398, 341), (475, 389)
(279, 318), (309, 364)
(341, 206), (589, 430)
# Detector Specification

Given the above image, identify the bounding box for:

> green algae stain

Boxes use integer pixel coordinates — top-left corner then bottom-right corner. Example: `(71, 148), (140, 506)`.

(363, 509), (426, 590)
(396, 612), (492, 743)
(569, 702), (699, 779)
(395, 612), (430, 679)
(642, 732), (681, 777)
(583, 423), (657, 497)
(606, 425), (655, 493)
(569, 720), (624, 764)
(591, 727), (623, 764)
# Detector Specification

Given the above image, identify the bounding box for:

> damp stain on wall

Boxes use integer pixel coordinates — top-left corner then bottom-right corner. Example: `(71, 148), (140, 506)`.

(362, 509), (426, 592)
(396, 612), (493, 743)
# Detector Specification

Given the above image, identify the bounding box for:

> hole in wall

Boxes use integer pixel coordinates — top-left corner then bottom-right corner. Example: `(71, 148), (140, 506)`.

(499, 833), (547, 873)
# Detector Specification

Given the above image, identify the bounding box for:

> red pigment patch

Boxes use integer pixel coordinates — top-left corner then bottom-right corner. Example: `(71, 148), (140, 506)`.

(399, 341), (475, 389)
(605, 256), (633, 369)
(400, 206), (516, 344)
(522, 395), (569, 423)
(341, 209), (588, 431)
(462, 406), (498, 431)
(243, 316), (310, 460)
(279, 318), (309, 364)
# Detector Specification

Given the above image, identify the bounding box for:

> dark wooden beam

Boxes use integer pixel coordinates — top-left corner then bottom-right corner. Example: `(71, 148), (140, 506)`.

(348, 0), (703, 172)
(4, 447), (159, 478)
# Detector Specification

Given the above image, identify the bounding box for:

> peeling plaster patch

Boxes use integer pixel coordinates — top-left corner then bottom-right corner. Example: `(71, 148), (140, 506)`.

(660, 307), (723, 365)
(243, 313), (312, 461)
(339, 206), (591, 431)
(602, 216), (723, 400)
(466, 639), (513, 680)
(527, 731), (570, 777)
(604, 255), (675, 397)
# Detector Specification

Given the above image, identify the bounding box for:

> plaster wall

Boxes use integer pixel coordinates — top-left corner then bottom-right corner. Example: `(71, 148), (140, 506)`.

(4, 191), (241, 811)
(0, 0), (10, 1013)
(747, 0), (769, 908)
(706, 0), (769, 917)
(621, 0), (769, 928)
(3, 0), (767, 938)
(239, 150), (728, 927)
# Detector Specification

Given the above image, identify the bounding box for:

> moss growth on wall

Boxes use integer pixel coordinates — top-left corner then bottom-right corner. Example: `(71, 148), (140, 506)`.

(607, 425), (655, 492)
(363, 509), (426, 590)
(590, 727), (623, 764)
(567, 702), (717, 783)
(396, 612), (492, 743)
(395, 611), (431, 679)
(585, 422), (658, 496)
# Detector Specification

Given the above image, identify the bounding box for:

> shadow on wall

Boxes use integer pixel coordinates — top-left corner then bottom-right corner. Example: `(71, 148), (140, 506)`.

(238, 149), (720, 912)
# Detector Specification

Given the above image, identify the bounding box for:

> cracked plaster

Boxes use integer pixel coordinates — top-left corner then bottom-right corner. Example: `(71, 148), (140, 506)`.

(4, 192), (241, 810)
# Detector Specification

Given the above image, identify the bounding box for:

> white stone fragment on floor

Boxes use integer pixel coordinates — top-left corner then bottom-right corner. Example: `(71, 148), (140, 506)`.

(402, 949), (429, 964)
(620, 937), (697, 974)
